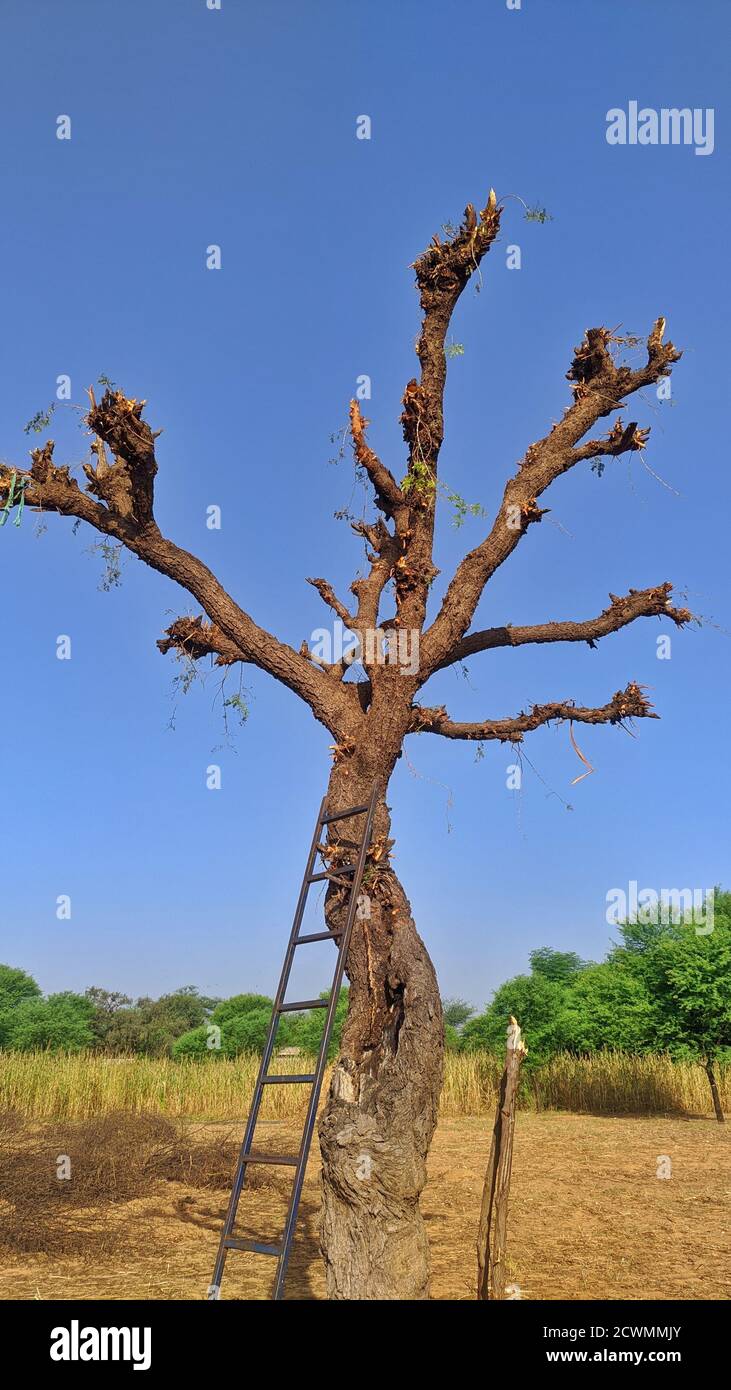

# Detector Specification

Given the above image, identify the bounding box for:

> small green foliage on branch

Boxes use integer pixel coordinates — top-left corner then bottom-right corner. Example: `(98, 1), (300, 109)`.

(23, 404), (55, 435)
(524, 205), (553, 224)
(85, 539), (124, 590)
(223, 693), (249, 726)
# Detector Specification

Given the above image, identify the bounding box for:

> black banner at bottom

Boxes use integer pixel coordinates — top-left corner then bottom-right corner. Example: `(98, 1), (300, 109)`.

(0, 1297), (720, 1374)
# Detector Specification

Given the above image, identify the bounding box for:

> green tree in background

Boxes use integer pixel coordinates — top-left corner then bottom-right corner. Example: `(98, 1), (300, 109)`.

(210, 994), (273, 1027)
(96, 987), (213, 1056)
(84, 986), (133, 1047)
(441, 997), (476, 1029)
(0, 964), (41, 1010)
(2, 991), (95, 1051)
(529, 947), (589, 983)
(461, 971), (568, 1063)
(290, 989), (349, 1060)
(223, 1008), (293, 1056)
(441, 997), (475, 1050)
(555, 963), (654, 1052)
(173, 1001), (297, 1058)
(613, 890), (731, 1121)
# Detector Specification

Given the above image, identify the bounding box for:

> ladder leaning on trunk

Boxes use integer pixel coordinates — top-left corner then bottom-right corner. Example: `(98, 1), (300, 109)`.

(209, 784), (379, 1301)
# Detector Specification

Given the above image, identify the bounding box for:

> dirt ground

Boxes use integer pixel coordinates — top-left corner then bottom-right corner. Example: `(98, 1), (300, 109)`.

(1, 1112), (729, 1300)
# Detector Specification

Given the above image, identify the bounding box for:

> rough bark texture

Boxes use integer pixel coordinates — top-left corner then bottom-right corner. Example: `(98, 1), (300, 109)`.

(476, 1016), (527, 1300)
(314, 753), (444, 1299)
(1, 192), (691, 1299)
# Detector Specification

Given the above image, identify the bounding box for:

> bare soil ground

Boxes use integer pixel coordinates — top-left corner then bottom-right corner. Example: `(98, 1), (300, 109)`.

(1, 1112), (729, 1300)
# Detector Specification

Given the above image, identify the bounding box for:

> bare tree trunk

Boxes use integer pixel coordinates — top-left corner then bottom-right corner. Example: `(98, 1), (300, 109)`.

(477, 1016), (527, 1300)
(317, 763), (444, 1300)
(705, 1058), (725, 1124)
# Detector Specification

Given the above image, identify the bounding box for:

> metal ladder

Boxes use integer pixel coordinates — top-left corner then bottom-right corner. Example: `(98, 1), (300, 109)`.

(209, 784), (378, 1301)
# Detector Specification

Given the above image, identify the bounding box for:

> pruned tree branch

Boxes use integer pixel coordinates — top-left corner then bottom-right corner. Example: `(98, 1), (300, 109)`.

(82, 388), (158, 524)
(571, 417), (650, 463)
(432, 583), (693, 672)
(408, 191), (501, 484)
(337, 196), (503, 653)
(349, 400), (405, 520)
(421, 319), (681, 675)
(157, 615), (241, 666)
(409, 681), (656, 743)
(0, 398), (356, 736)
(306, 576), (355, 627)
(393, 194), (502, 637)
(349, 521), (400, 636)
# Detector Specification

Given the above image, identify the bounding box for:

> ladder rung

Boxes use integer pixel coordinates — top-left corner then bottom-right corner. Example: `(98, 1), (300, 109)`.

(308, 866), (356, 882)
(278, 998), (328, 1012)
(295, 929), (343, 944)
(240, 1152), (299, 1166)
(262, 1074), (316, 1085)
(224, 1237), (282, 1257)
(321, 803), (369, 824)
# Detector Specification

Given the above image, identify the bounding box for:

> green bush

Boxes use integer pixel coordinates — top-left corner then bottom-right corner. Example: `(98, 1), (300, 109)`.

(171, 1025), (214, 1059)
(289, 989), (348, 1059)
(461, 973), (568, 1064)
(0, 964), (41, 1011)
(4, 992), (95, 1052)
(173, 1006), (296, 1058)
(211, 993), (273, 1026)
(95, 988), (211, 1057)
(221, 1008), (276, 1055)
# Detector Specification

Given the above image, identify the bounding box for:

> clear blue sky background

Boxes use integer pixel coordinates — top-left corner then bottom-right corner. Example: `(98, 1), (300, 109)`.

(0, 0), (728, 1011)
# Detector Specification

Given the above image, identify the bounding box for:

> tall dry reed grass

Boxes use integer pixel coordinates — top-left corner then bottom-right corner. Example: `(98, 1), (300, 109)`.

(0, 1049), (726, 1122)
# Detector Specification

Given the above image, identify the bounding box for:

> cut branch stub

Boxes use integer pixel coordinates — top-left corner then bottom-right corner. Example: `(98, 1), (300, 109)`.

(573, 417), (652, 465)
(84, 389), (158, 524)
(349, 399), (405, 519)
(306, 577), (355, 627)
(157, 615), (241, 666)
(413, 193), (501, 306)
(566, 325), (613, 394)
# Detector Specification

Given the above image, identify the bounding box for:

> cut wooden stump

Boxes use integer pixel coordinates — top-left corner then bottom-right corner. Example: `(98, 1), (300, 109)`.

(476, 1015), (527, 1300)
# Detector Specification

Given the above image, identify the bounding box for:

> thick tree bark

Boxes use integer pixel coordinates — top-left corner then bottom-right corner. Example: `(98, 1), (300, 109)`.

(705, 1059), (725, 1124)
(316, 758), (444, 1300)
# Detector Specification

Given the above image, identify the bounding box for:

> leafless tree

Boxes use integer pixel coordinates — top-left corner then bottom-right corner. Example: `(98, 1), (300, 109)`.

(1, 192), (690, 1299)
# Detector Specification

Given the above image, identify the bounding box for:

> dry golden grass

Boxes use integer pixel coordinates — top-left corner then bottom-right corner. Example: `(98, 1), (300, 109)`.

(0, 1051), (316, 1122)
(0, 1111), (272, 1258)
(0, 1049), (727, 1121)
(535, 1050), (730, 1116)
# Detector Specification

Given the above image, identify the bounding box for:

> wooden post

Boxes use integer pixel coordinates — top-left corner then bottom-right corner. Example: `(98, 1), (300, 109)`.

(476, 1015), (527, 1300)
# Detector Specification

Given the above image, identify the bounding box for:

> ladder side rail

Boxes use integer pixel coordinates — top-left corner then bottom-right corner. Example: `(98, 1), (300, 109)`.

(241, 793), (328, 1140)
(211, 797), (328, 1291)
(272, 784), (379, 1299)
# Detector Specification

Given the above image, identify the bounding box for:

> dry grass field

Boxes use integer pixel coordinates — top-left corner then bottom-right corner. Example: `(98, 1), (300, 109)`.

(1, 1108), (729, 1301)
(2, 1049), (728, 1121)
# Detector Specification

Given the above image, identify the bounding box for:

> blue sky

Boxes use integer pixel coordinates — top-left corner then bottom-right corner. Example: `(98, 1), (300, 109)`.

(0, 0), (728, 1010)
